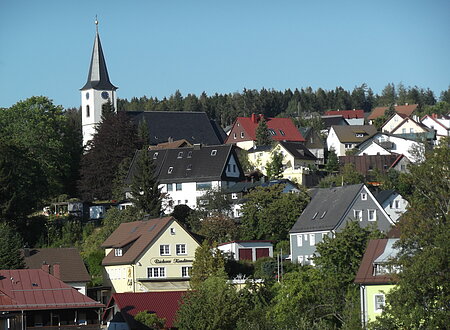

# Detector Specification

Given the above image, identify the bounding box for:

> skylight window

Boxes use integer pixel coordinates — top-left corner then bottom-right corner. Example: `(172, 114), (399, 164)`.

(269, 129), (276, 136)
(312, 212), (318, 220)
(211, 150), (217, 156)
(279, 129), (285, 136)
(320, 211), (327, 219)
(177, 152), (183, 158)
(168, 167), (173, 174)
(187, 151), (192, 158)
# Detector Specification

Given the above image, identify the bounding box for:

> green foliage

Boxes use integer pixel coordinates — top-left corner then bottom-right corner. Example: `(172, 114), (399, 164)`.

(255, 117), (272, 146)
(198, 214), (238, 244)
(197, 188), (232, 215)
(240, 184), (310, 241)
(111, 157), (132, 201)
(134, 311), (166, 329)
(319, 164), (365, 188)
(236, 148), (253, 173)
(130, 150), (162, 216)
(84, 248), (104, 286)
(0, 222), (25, 269)
(171, 204), (193, 228)
(266, 150), (284, 179)
(190, 241), (226, 288)
(137, 119), (150, 148)
(325, 147), (339, 173)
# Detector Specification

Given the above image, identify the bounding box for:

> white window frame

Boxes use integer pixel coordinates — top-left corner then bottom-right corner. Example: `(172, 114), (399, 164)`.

(297, 255), (304, 265)
(231, 193), (238, 200)
(114, 248), (122, 257)
(167, 183), (173, 192)
(176, 183), (182, 191)
(147, 267), (166, 278)
(160, 244), (170, 256)
(361, 193), (367, 201)
(368, 209), (377, 221)
(309, 233), (315, 246)
(374, 294), (385, 312)
(168, 167), (173, 174)
(354, 209), (363, 221)
(181, 266), (192, 278)
(297, 235), (303, 247)
(176, 244), (187, 255)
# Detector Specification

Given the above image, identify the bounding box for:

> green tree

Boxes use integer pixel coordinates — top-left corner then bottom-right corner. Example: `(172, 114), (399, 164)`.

(266, 150), (284, 179)
(134, 311), (166, 329)
(255, 117), (271, 146)
(325, 147), (339, 173)
(130, 150), (162, 216)
(371, 141), (450, 329)
(0, 222), (25, 269)
(137, 119), (150, 148)
(240, 184), (310, 241)
(198, 214), (238, 243)
(190, 241), (226, 288)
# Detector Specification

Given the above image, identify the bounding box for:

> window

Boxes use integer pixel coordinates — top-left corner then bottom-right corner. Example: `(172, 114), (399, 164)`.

(297, 235), (303, 247)
(395, 200), (399, 209)
(401, 164), (406, 171)
(176, 244), (187, 255)
(402, 128), (406, 134)
(160, 245), (170, 256)
(279, 129), (285, 136)
(114, 248), (122, 257)
(211, 150), (217, 156)
(309, 255), (315, 266)
(167, 183), (173, 192)
(268, 129), (276, 136)
(310, 234), (315, 246)
(182, 266), (192, 278)
(410, 128), (414, 133)
(86, 105), (90, 117)
(374, 294), (385, 312)
(168, 167), (173, 174)
(312, 212), (318, 220)
(361, 193), (367, 200)
(368, 209), (377, 221)
(355, 133), (364, 137)
(148, 267), (165, 278)
(187, 151), (192, 158)
(186, 164), (192, 170)
(177, 152), (183, 158)
(153, 152), (158, 159)
(176, 183), (182, 191)
(320, 211), (327, 219)
(240, 132), (244, 138)
(233, 164), (236, 172)
(345, 143), (353, 149)
(322, 232), (328, 240)
(297, 256), (304, 265)
(170, 228), (176, 235)
(354, 210), (363, 221)
(196, 182), (212, 191)
(232, 193), (238, 200)
(233, 133), (237, 139)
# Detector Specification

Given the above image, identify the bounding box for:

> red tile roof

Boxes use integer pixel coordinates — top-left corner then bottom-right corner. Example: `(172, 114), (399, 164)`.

(324, 109), (364, 119)
(225, 114), (305, 143)
(0, 269), (103, 311)
(368, 104), (418, 120)
(104, 291), (186, 328)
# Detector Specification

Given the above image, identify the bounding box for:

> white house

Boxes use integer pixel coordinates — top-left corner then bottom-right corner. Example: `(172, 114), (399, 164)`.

(421, 114), (450, 144)
(217, 240), (274, 261)
(327, 125), (378, 156)
(374, 190), (408, 222)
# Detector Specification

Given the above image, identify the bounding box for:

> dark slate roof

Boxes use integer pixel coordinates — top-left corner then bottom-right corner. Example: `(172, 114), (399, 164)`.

(331, 125), (378, 143)
(374, 190), (396, 205)
(290, 184), (364, 233)
(321, 115), (348, 128)
(81, 31), (117, 91)
(126, 144), (244, 185)
(22, 248), (91, 283)
(126, 111), (224, 145)
(0, 269), (103, 311)
(279, 141), (317, 161)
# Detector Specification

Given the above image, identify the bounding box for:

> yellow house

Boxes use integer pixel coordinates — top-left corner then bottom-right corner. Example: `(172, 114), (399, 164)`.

(101, 216), (200, 293)
(248, 141), (316, 185)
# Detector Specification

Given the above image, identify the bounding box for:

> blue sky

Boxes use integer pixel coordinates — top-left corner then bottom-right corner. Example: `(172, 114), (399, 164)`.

(1, 0), (449, 109)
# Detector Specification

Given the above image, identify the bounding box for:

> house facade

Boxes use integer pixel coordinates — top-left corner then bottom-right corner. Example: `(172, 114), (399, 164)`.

(368, 104), (418, 124)
(102, 216), (200, 294)
(374, 190), (408, 222)
(289, 184), (395, 265)
(326, 125), (377, 156)
(421, 114), (450, 143)
(389, 117), (429, 135)
(217, 241), (273, 261)
(299, 127), (326, 164)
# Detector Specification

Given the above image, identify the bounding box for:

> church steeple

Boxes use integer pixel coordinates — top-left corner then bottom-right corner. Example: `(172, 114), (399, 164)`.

(81, 19), (117, 91)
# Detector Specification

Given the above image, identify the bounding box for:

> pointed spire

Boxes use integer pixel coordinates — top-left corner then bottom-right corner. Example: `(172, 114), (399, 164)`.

(81, 18), (117, 91)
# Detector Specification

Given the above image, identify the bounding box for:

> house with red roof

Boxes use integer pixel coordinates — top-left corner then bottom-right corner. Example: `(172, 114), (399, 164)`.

(0, 269), (103, 329)
(225, 113), (305, 150)
(324, 109), (365, 119)
(368, 104), (419, 124)
(103, 291), (185, 329)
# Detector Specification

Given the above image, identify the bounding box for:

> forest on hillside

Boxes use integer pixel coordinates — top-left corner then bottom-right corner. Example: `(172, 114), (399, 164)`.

(117, 83), (450, 126)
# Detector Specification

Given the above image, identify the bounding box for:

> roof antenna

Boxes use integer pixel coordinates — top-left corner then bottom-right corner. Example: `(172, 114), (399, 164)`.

(95, 15), (99, 33)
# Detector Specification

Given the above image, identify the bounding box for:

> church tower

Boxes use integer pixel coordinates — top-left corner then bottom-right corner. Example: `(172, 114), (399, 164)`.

(80, 19), (118, 146)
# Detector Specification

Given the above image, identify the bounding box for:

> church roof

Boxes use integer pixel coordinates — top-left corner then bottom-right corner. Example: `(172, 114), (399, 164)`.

(81, 28), (117, 91)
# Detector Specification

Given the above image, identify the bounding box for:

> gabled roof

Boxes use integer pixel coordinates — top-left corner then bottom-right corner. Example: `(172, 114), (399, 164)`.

(290, 184), (365, 233)
(321, 115), (349, 128)
(368, 104), (418, 120)
(278, 141), (317, 161)
(80, 30), (117, 91)
(102, 216), (176, 266)
(148, 139), (192, 150)
(374, 190), (396, 205)
(227, 114), (305, 142)
(390, 116), (430, 134)
(0, 269), (103, 311)
(103, 291), (185, 328)
(126, 144), (244, 185)
(421, 114), (450, 131)
(127, 111), (224, 145)
(324, 109), (364, 119)
(22, 248), (91, 283)
(338, 154), (402, 175)
(330, 125), (377, 143)
(355, 238), (399, 284)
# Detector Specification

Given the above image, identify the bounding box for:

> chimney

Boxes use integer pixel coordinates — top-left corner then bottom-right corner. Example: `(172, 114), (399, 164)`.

(53, 264), (61, 279)
(193, 143), (201, 150)
(41, 263), (50, 273)
(251, 113), (257, 123)
(23, 248), (30, 257)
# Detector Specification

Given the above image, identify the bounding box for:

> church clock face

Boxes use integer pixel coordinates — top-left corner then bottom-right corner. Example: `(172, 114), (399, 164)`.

(101, 91), (109, 99)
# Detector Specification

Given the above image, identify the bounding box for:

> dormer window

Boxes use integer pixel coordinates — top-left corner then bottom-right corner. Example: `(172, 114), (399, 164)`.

(279, 129), (285, 136)
(211, 150), (217, 156)
(177, 152), (183, 159)
(355, 133), (364, 138)
(186, 164), (192, 170)
(114, 248), (122, 257)
(153, 152), (158, 159)
(269, 129), (276, 136)
(168, 167), (173, 174)
(187, 151), (192, 158)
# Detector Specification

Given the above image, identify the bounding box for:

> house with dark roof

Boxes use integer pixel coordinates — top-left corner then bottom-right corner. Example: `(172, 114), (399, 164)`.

(126, 144), (244, 213)
(299, 127), (326, 164)
(22, 248), (91, 295)
(374, 190), (408, 222)
(225, 113), (305, 150)
(324, 110), (365, 125)
(327, 125), (378, 156)
(321, 115), (349, 131)
(338, 154), (410, 178)
(103, 291), (185, 329)
(289, 184), (395, 265)
(368, 104), (419, 124)
(101, 216), (200, 294)
(355, 238), (400, 326)
(0, 269), (103, 329)
(247, 141), (317, 186)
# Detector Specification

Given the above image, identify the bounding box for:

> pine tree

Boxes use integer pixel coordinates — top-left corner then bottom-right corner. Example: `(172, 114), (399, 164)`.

(130, 150), (162, 216)
(0, 223), (25, 269)
(190, 241), (226, 288)
(255, 117), (272, 146)
(325, 147), (339, 173)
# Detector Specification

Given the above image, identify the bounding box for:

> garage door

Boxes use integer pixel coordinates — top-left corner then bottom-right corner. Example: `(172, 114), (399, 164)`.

(238, 248), (253, 261)
(256, 248), (269, 260)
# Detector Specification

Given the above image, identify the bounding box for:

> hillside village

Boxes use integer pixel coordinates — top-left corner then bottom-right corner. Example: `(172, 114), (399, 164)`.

(0, 25), (449, 330)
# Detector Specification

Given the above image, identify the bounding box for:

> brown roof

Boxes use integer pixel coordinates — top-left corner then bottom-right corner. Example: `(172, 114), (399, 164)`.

(22, 248), (91, 283)
(148, 139), (192, 150)
(0, 269), (103, 311)
(368, 104), (418, 120)
(354, 239), (396, 285)
(331, 125), (378, 143)
(339, 154), (401, 175)
(102, 216), (175, 266)
(324, 109), (364, 119)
